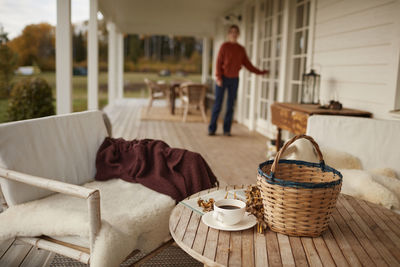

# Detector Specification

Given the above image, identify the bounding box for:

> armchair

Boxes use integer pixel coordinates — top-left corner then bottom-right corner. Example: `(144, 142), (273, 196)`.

(144, 78), (170, 114)
(179, 82), (207, 122)
(0, 111), (175, 266)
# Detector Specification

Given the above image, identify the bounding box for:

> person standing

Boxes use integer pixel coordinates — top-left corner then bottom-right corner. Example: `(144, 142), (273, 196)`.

(208, 25), (269, 136)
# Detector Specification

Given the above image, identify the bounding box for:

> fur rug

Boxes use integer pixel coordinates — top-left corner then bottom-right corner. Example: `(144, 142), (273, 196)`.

(339, 169), (400, 209)
(0, 179), (175, 267)
(280, 139), (400, 210)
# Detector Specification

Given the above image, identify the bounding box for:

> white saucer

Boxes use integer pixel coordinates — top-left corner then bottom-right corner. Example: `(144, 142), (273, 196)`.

(201, 211), (257, 231)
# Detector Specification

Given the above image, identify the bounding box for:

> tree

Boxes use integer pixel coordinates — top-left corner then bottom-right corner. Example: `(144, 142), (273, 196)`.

(8, 23), (55, 71)
(0, 24), (8, 45)
(126, 35), (141, 64)
(182, 37), (195, 59)
(73, 31), (86, 63)
(0, 44), (18, 98)
(98, 19), (109, 65)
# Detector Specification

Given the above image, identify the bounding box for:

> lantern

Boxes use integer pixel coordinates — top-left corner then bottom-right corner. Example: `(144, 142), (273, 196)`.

(300, 69), (320, 104)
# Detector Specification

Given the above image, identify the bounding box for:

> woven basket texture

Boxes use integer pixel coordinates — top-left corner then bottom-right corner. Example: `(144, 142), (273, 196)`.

(258, 135), (342, 237)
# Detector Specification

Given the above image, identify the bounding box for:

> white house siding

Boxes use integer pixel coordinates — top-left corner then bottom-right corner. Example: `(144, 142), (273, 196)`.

(313, 0), (400, 119)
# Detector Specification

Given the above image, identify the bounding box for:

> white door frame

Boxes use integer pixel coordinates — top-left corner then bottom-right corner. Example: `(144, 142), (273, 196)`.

(248, 0), (261, 131)
(234, 0), (317, 134)
(240, 0), (257, 129)
(254, 0), (290, 138)
(284, 0), (316, 103)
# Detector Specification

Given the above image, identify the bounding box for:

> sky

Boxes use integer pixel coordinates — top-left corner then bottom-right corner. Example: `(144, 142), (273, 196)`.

(0, 0), (91, 39)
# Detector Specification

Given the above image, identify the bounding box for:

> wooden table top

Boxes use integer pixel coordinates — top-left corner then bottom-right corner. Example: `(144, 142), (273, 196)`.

(169, 185), (400, 267)
(272, 102), (372, 117)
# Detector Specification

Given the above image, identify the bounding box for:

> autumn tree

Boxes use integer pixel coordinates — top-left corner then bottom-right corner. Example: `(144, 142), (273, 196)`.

(8, 23), (55, 71)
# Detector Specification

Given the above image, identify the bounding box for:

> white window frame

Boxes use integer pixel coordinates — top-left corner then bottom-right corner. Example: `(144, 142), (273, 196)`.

(395, 46), (400, 111)
(240, 0), (258, 128)
(255, 0), (289, 137)
(284, 0), (316, 103)
(236, 0), (317, 133)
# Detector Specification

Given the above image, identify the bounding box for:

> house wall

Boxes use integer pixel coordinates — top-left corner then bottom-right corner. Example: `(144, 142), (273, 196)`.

(313, 0), (400, 119)
(210, 0), (400, 134)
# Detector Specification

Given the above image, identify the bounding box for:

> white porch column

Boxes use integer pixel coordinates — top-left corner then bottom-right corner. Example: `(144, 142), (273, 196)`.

(117, 32), (124, 99)
(107, 21), (117, 105)
(249, 0), (261, 131)
(88, 0), (99, 110)
(201, 37), (210, 84)
(56, 0), (72, 114)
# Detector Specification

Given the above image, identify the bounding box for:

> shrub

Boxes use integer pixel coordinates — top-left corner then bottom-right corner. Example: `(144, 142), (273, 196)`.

(8, 77), (55, 121)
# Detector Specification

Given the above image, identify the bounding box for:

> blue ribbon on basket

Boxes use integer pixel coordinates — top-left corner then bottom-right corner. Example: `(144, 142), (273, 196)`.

(258, 159), (342, 189)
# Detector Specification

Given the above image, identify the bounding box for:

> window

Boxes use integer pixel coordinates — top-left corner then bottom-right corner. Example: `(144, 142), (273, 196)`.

(288, 0), (311, 102)
(237, 0), (314, 133)
(257, 0), (284, 124)
(243, 3), (256, 120)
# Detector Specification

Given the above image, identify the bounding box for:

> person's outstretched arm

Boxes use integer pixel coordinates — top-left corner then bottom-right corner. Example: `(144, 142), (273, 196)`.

(242, 51), (269, 75)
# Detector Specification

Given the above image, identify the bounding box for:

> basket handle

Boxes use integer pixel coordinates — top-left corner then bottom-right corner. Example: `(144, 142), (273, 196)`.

(271, 134), (325, 175)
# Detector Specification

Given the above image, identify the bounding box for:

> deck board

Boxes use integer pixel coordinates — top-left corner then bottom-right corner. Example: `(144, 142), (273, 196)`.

(20, 246), (54, 267)
(0, 239), (32, 266)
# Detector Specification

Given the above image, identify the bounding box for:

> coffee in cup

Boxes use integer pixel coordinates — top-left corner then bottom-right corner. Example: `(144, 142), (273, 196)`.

(213, 199), (246, 225)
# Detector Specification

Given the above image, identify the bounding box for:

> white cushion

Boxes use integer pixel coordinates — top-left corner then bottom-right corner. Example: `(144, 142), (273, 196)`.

(0, 111), (108, 206)
(306, 115), (400, 176)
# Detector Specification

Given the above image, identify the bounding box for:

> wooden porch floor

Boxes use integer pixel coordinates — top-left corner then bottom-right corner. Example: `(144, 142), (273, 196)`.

(0, 98), (269, 266)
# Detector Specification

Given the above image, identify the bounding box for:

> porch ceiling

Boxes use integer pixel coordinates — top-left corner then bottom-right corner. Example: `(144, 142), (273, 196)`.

(98, 0), (243, 37)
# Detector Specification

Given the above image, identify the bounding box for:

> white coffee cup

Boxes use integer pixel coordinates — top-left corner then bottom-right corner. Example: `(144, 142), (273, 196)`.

(213, 199), (246, 225)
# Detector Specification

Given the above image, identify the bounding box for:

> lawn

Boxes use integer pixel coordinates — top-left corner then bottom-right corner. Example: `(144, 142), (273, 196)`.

(0, 71), (201, 123)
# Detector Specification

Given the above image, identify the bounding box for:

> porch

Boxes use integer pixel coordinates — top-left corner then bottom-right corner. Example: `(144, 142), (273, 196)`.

(1, 0), (400, 265)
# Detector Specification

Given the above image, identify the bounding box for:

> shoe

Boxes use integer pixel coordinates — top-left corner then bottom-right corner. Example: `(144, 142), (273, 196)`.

(223, 132), (231, 136)
(208, 132), (216, 136)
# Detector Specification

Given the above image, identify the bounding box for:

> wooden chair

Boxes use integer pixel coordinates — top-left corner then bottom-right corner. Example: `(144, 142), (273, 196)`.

(179, 83), (207, 123)
(144, 78), (169, 114)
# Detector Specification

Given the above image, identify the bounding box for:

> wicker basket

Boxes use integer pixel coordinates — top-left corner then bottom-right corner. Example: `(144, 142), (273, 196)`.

(257, 134), (342, 237)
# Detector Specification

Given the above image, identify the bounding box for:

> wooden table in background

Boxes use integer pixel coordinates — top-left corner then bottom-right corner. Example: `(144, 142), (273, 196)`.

(170, 185), (400, 267)
(271, 102), (372, 150)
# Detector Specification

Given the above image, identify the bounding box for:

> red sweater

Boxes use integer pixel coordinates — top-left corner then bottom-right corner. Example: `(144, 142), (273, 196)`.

(216, 42), (266, 80)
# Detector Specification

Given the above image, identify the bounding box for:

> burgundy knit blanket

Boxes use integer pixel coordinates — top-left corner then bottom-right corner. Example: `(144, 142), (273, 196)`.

(94, 138), (218, 201)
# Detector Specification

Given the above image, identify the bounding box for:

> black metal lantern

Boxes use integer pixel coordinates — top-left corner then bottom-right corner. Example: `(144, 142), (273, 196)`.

(301, 69), (320, 104)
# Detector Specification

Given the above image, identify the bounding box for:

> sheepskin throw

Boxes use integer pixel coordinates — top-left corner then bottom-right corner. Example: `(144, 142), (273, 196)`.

(0, 179), (176, 267)
(281, 138), (400, 210)
(95, 138), (218, 201)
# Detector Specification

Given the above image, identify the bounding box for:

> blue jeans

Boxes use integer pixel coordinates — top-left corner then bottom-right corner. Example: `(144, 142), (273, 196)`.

(208, 77), (239, 134)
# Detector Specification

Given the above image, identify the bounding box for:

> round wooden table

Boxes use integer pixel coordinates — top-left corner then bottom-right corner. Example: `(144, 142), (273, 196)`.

(169, 185), (400, 267)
